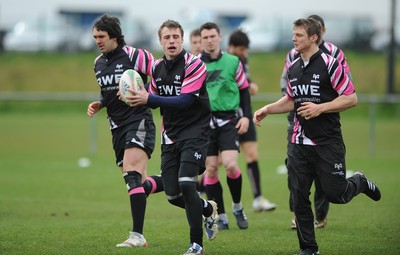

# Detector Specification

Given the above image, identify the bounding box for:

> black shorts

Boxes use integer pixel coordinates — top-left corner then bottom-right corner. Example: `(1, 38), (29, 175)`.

(161, 138), (209, 175)
(207, 121), (240, 156)
(111, 119), (156, 167)
(239, 118), (257, 143)
(161, 139), (209, 197)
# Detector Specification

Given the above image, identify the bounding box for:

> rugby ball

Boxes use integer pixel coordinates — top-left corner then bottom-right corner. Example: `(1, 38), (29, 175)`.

(119, 69), (144, 105)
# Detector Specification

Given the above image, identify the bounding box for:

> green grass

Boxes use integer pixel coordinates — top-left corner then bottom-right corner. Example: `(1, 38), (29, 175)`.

(1, 51), (400, 94)
(0, 102), (399, 255)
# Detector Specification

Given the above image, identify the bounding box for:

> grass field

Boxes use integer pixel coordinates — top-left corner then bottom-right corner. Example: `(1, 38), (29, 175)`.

(1, 51), (400, 94)
(0, 101), (399, 255)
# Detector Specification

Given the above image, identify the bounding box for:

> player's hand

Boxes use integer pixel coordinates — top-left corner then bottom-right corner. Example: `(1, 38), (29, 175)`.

(253, 106), (268, 126)
(87, 101), (102, 117)
(297, 102), (321, 120)
(236, 117), (249, 135)
(249, 82), (259, 96)
(124, 87), (149, 106)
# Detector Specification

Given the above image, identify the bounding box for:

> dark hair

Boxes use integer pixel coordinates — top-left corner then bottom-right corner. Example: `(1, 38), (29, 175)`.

(228, 29), (250, 48)
(199, 22), (220, 34)
(190, 28), (201, 38)
(158, 19), (184, 39)
(308, 14), (325, 29)
(93, 14), (125, 45)
(293, 18), (322, 45)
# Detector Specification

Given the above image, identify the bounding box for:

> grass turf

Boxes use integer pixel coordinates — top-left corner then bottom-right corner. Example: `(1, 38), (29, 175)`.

(0, 101), (399, 255)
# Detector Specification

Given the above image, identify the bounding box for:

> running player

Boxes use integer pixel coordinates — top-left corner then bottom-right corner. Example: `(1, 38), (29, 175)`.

(280, 14), (352, 230)
(123, 19), (218, 255)
(254, 17), (381, 255)
(87, 14), (163, 248)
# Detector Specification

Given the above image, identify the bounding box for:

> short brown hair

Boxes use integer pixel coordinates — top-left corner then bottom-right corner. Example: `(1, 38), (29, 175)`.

(293, 18), (322, 45)
(158, 19), (184, 39)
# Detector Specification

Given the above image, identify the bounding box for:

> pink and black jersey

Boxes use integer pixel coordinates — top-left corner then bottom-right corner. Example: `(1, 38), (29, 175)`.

(94, 45), (154, 129)
(286, 50), (355, 145)
(150, 49), (211, 144)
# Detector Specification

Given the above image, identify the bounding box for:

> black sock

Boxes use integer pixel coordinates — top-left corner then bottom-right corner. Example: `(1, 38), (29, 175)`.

(144, 175), (164, 196)
(123, 171), (146, 234)
(205, 180), (225, 214)
(247, 161), (261, 198)
(227, 172), (242, 204)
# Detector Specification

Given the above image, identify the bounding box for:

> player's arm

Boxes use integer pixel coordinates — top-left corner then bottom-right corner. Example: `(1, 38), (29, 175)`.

(297, 93), (357, 120)
(280, 68), (288, 95)
(235, 60), (251, 134)
(253, 96), (294, 126)
(147, 94), (195, 110)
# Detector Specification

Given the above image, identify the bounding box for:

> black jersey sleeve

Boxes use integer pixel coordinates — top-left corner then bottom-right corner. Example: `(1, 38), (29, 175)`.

(239, 88), (251, 119)
(147, 93), (195, 110)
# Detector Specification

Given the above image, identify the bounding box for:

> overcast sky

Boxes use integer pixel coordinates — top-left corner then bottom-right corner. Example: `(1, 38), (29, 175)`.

(0, 0), (397, 31)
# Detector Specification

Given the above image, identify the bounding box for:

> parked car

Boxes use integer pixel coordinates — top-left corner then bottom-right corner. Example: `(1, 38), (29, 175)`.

(3, 13), (80, 52)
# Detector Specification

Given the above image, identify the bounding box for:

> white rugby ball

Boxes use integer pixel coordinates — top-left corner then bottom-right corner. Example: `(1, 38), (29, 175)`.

(119, 69), (144, 105)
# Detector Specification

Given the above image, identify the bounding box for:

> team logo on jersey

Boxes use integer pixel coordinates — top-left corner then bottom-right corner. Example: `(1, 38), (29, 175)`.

(291, 84), (320, 96)
(115, 64), (124, 72)
(311, 74), (320, 84)
(173, 75), (182, 85)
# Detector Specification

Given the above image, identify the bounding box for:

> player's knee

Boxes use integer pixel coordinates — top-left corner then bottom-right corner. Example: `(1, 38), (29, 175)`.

(223, 160), (238, 172)
(167, 195), (185, 209)
(123, 171), (142, 193)
(179, 180), (197, 195)
(205, 166), (218, 178)
(245, 150), (258, 162)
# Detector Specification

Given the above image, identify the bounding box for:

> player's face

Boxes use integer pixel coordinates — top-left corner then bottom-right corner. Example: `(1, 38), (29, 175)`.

(292, 26), (315, 53)
(92, 28), (117, 53)
(190, 35), (202, 55)
(159, 27), (184, 60)
(201, 28), (221, 54)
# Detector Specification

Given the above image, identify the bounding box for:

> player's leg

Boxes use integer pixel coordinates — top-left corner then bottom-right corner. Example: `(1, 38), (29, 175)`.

(316, 143), (381, 204)
(117, 147), (150, 247)
(179, 138), (217, 252)
(204, 155), (227, 228)
(115, 120), (155, 248)
(219, 122), (248, 229)
(287, 157), (297, 229)
(287, 143), (319, 253)
(204, 128), (228, 230)
(143, 174), (164, 196)
(160, 144), (186, 209)
(313, 177), (329, 228)
(241, 140), (276, 212)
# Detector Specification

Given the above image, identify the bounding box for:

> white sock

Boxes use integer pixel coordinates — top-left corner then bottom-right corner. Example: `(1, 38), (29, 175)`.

(232, 202), (242, 212)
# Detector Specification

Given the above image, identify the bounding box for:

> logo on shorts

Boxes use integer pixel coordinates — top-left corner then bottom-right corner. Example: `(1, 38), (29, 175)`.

(331, 163), (345, 176)
(334, 163), (343, 170)
(194, 152), (202, 160)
